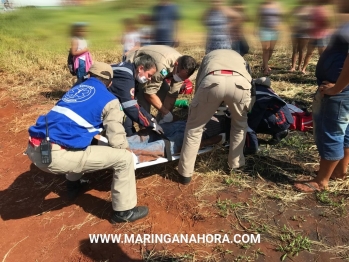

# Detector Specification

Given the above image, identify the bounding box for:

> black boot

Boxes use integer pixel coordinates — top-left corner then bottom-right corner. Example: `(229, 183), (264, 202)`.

(66, 179), (89, 200)
(268, 130), (289, 145)
(178, 176), (191, 185)
(111, 206), (149, 224)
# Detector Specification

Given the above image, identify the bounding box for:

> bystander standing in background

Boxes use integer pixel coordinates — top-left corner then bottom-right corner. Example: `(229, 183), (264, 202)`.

(152, 0), (180, 47)
(70, 22), (92, 84)
(203, 0), (240, 55)
(301, 0), (332, 74)
(256, 0), (283, 76)
(289, 0), (312, 72)
(230, 0), (249, 56)
(120, 18), (141, 61)
(138, 14), (154, 47)
(294, 0), (349, 192)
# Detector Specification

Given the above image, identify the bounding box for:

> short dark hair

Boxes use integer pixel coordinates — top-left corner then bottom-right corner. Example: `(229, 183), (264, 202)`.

(177, 55), (197, 77)
(338, 0), (349, 13)
(89, 72), (112, 86)
(134, 54), (157, 71)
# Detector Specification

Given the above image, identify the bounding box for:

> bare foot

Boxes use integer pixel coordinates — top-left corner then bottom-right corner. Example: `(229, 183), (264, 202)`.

(289, 67), (296, 72)
(313, 170), (347, 180)
(263, 70), (270, 76)
(330, 173), (347, 180)
(293, 181), (324, 193)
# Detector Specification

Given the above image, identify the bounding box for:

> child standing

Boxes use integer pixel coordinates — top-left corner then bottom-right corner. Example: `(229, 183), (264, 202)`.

(70, 22), (92, 84)
(121, 18), (140, 61)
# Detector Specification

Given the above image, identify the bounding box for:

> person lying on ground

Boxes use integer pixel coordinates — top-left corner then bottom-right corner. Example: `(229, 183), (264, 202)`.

(97, 116), (225, 164)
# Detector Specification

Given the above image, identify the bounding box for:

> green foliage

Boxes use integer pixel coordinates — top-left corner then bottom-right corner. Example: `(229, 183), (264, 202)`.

(216, 199), (243, 217)
(276, 225), (311, 261)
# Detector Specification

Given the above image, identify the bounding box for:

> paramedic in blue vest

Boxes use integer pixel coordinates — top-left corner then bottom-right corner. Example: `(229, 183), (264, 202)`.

(25, 62), (148, 224)
(109, 54), (164, 136)
(178, 49), (253, 185)
(126, 45), (197, 123)
(294, 0), (349, 193)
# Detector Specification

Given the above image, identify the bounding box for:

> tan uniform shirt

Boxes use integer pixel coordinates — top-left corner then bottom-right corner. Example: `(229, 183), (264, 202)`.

(196, 49), (252, 89)
(127, 45), (182, 97)
(102, 99), (129, 149)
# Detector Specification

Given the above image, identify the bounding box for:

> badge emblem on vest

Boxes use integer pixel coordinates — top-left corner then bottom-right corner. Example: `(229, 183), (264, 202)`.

(62, 85), (96, 103)
(160, 68), (168, 77)
(130, 88), (135, 99)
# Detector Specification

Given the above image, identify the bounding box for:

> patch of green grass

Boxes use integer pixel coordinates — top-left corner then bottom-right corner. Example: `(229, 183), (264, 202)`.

(250, 222), (270, 234)
(224, 175), (243, 186)
(142, 249), (193, 262)
(234, 248), (264, 262)
(277, 225), (311, 261)
(316, 191), (332, 204)
(216, 199), (244, 217)
(279, 133), (313, 153)
(316, 191), (348, 217)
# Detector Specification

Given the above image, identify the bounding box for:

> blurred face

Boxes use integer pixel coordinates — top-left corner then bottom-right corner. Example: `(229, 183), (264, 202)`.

(212, 0), (222, 7)
(171, 62), (189, 82)
(136, 65), (156, 83)
(76, 27), (86, 37)
(336, 0), (349, 12)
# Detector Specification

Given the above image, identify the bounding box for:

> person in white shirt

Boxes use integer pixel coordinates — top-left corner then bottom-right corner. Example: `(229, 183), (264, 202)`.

(70, 22), (92, 84)
(138, 14), (154, 46)
(121, 18), (141, 61)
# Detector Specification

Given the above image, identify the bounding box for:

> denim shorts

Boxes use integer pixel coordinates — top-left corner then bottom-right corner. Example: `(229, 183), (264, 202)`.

(312, 90), (349, 160)
(259, 28), (278, 42)
(310, 36), (329, 47)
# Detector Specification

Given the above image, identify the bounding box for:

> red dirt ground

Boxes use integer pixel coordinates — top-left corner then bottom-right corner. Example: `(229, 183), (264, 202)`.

(0, 92), (348, 262)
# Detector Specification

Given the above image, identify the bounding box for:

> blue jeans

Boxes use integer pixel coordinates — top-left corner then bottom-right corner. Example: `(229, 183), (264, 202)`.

(76, 59), (86, 84)
(313, 90), (349, 160)
(127, 121), (187, 158)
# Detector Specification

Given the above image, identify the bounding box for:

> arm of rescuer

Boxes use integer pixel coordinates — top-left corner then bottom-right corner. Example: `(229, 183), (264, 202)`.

(109, 76), (154, 128)
(144, 93), (170, 115)
(143, 75), (182, 116)
(123, 97), (154, 128)
(102, 99), (129, 149)
(142, 69), (171, 115)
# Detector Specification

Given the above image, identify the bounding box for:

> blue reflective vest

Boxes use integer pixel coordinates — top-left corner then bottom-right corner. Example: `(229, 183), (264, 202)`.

(29, 78), (117, 149)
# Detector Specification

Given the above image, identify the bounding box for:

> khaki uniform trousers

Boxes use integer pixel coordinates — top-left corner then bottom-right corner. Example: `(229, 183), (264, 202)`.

(26, 143), (137, 211)
(178, 73), (253, 177)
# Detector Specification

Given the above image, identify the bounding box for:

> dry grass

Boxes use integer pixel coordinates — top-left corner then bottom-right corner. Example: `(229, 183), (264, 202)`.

(2, 27), (349, 261)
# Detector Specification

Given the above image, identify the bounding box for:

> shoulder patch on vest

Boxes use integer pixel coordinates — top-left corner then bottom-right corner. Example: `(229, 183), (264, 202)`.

(160, 68), (168, 77)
